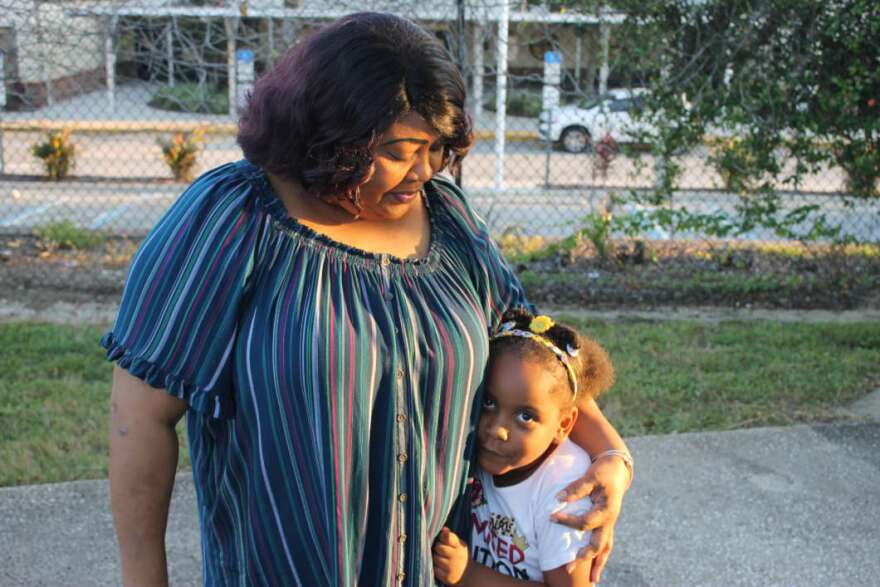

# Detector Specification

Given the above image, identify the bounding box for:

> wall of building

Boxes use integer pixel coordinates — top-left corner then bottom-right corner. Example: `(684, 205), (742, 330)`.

(3, 0), (105, 109)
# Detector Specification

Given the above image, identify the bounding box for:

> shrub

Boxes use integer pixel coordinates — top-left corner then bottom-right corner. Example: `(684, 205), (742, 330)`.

(483, 90), (544, 118)
(31, 129), (76, 180)
(148, 83), (228, 115)
(834, 140), (879, 199)
(34, 220), (106, 250)
(710, 137), (759, 193)
(158, 129), (205, 182)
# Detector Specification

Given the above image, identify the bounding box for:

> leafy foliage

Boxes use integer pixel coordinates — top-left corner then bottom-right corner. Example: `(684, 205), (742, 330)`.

(158, 129), (205, 182)
(31, 129), (76, 180)
(34, 221), (106, 251)
(149, 82), (228, 115)
(583, 0), (880, 242)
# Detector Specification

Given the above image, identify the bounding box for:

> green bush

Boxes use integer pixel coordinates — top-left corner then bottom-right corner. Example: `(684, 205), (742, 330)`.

(34, 221), (106, 250)
(31, 129), (76, 180)
(483, 90), (543, 118)
(149, 83), (228, 115)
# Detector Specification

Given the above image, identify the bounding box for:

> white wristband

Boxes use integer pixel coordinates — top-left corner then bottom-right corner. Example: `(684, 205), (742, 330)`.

(592, 449), (634, 488)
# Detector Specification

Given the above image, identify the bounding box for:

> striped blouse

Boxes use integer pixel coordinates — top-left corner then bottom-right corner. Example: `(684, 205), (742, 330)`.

(102, 159), (528, 585)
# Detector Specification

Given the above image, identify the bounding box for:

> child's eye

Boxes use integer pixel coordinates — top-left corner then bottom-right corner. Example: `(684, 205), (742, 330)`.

(482, 397), (497, 409)
(517, 411), (536, 424)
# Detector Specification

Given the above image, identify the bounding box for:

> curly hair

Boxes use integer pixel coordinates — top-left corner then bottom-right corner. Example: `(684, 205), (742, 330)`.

(489, 309), (615, 405)
(237, 12), (474, 198)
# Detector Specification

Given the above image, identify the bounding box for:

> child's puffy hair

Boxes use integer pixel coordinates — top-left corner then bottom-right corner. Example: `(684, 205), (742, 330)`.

(490, 308), (615, 402)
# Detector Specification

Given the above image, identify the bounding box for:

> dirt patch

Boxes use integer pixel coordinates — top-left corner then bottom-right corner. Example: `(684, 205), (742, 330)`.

(1, 234), (879, 319)
(508, 238), (880, 310)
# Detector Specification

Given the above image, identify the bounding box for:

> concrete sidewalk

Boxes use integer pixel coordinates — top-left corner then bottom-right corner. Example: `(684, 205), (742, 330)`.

(2, 422), (878, 586)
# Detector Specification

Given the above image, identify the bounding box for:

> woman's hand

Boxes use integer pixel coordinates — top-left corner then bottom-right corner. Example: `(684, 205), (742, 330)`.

(432, 527), (472, 586)
(550, 455), (630, 583)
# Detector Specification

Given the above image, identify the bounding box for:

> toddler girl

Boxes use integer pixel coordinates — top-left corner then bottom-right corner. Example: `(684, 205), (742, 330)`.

(433, 309), (619, 586)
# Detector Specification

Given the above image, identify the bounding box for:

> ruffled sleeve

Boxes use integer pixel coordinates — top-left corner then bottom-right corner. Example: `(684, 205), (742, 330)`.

(430, 176), (533, 331)
(101, 162), (263, 418)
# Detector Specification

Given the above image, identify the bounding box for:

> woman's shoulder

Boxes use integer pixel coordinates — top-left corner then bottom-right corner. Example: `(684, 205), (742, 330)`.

(174, 160), (264, 215)
(427, 175), (488, 237)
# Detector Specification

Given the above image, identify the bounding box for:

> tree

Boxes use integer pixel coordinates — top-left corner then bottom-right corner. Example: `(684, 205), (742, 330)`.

(619, 0), (878, 194)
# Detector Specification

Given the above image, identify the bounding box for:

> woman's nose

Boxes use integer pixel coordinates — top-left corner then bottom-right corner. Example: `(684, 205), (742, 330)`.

(408, 148), (433, 182)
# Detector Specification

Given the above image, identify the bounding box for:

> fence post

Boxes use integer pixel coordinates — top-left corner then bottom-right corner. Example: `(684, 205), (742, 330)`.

(104, 15), (117, 113)
(0, 48), (5, 174)
(225, 17), (239, 118)
(493, 0), (510, 194)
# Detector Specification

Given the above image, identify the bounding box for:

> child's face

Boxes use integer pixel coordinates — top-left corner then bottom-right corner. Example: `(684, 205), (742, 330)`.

(477, 351), (577, 477)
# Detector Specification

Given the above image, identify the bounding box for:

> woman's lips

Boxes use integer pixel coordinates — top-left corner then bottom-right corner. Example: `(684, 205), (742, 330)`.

(385, 190), (419, 205)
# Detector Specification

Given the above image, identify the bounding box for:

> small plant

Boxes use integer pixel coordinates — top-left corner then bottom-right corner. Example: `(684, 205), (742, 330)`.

(592, 134), (619, 180)
(34, 220), (106, 250)
(31, 129), (76, 180)
(498, 227), (547, 263)
(711, 137), (758, 193)
(158, 129), (205, 182)
(579, 210), (615, 261)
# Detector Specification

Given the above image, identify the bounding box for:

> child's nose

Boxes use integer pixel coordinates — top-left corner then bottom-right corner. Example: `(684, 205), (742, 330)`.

(493, 426), (509, 441)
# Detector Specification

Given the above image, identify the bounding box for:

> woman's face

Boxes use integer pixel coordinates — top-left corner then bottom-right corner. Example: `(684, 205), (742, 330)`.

(477, 352), (577, 477)
(355, 111), (445, 222)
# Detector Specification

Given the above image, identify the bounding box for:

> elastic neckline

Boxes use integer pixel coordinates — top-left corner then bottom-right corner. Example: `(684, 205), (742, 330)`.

(240, 160), (444, 272)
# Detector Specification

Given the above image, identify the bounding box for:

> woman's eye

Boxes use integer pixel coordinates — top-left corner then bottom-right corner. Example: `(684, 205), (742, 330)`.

(386, 151), (407, 162)
(429, 142), (444, 153)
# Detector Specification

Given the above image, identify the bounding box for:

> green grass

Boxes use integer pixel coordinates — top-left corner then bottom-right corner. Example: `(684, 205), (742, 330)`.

(34, 220), (107, 250)
(0, 323), (189, 487)
(563, 317), (880, 436)
(2, 320), (879, 486)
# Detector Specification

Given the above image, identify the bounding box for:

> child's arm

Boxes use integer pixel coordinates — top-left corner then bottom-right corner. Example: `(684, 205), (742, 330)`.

(542, 560), (592, 587)
(433, 528), (588, 587)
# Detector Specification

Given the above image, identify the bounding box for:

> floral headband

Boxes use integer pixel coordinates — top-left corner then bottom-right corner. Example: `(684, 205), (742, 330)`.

(491, 315), (579, 398)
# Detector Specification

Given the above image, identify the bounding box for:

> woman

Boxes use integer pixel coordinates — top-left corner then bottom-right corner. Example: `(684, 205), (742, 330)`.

(105, 12), (630, 586)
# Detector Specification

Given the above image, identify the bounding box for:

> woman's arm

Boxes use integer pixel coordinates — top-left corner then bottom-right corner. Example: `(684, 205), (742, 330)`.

(569, 398), (628, 456)
(109, 366), (188, 587)
(558, 398), (631, 584)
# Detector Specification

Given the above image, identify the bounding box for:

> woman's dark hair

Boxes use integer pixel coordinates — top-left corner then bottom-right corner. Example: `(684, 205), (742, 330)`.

(490, 309), (615, 404)
(237, 12), (474, 197)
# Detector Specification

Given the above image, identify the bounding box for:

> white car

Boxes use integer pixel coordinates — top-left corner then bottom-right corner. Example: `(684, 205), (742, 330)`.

(538, 88), (652, 153)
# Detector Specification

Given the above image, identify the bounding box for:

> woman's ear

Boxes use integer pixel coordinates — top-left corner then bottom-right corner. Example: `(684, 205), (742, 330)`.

(555, 405), (579, 443)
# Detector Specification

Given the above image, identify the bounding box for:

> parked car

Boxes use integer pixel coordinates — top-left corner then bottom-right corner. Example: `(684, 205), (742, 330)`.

(538, 88), (651, 153)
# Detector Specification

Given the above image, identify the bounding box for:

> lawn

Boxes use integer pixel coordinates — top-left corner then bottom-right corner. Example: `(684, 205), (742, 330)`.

(2, 319), (879, 487)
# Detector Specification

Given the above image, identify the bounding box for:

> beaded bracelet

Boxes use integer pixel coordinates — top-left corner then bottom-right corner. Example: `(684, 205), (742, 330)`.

(592, 449), (634, 489)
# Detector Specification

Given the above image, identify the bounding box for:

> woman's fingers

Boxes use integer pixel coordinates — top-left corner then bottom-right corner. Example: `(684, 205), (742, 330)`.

(552, 505), (606, 531)
(589, 531), (614, 584)
(557, 476), (596, 503)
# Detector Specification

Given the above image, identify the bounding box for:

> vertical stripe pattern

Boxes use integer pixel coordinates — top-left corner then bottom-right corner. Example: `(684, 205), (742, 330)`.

(101, 160), (528, 585)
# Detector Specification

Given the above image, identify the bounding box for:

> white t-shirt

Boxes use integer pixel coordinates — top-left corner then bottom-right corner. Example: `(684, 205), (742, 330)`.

(468, 439), (593, 581)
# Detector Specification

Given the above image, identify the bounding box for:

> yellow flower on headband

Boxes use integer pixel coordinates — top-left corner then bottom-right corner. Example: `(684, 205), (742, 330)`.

(529, 315), (554, 334)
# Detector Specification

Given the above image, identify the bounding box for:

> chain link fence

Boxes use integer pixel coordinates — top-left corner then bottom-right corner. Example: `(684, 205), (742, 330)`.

(1, 1), (878, 306)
